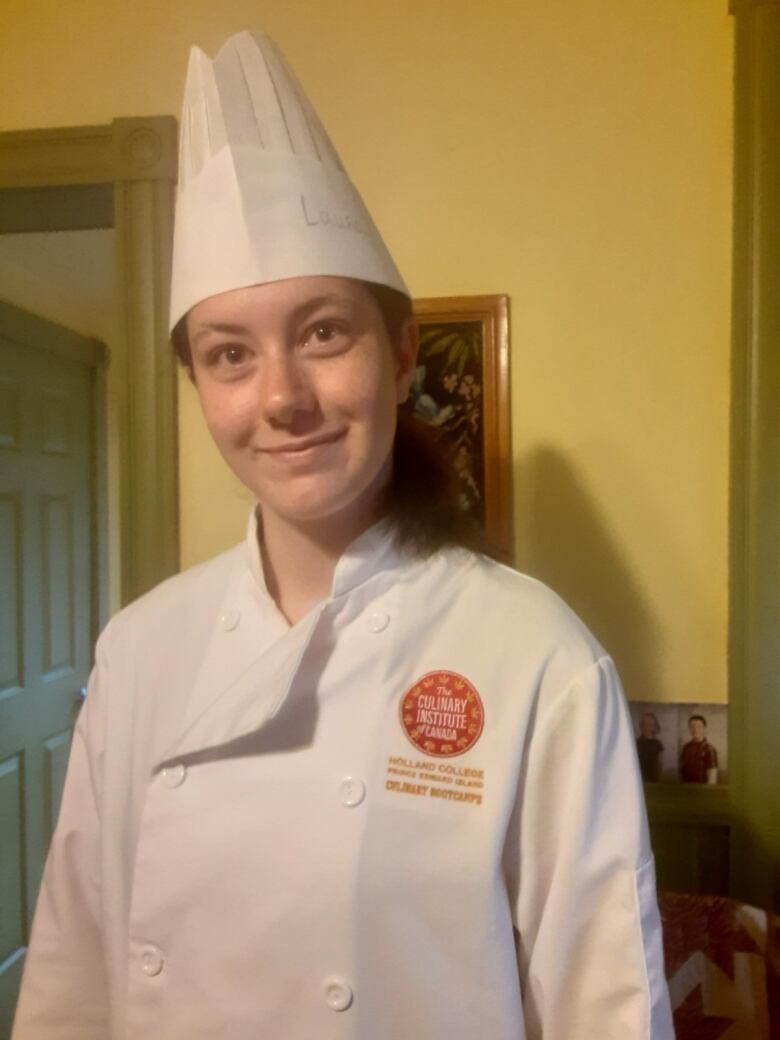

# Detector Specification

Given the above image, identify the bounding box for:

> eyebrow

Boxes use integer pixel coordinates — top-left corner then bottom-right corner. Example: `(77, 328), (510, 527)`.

(190, 322), (251, 347)
(189, 294), (357, 347)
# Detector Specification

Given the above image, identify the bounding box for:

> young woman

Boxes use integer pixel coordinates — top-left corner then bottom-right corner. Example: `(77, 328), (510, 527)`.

(12, 31), (673, 1040)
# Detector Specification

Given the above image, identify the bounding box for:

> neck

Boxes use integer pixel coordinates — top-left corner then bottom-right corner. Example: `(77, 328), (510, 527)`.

(258, 503), (383, 625)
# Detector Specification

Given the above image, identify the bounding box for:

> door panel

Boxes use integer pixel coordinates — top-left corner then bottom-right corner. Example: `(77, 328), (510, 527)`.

(0, 755), (25, 960)
(41, 495), (76, 677)
(0, 496), (22, 696)
(0, 304), (100, 1038)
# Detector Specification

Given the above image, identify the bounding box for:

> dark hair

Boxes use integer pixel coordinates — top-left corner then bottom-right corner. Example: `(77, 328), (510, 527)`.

(688, 714), (707, 726)
(171, 280), (487, 559)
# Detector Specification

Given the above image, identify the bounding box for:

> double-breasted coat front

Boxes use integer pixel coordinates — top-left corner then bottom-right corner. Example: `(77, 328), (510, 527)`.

(12, 515), (673, 1039)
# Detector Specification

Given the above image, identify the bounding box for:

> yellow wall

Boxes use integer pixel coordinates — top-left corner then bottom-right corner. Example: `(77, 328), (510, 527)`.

(2, 0), (733, 703)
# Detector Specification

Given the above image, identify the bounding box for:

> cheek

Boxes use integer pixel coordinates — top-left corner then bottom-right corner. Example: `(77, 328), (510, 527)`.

(196, 386), (254, 446)
(329, 353), (400, 424)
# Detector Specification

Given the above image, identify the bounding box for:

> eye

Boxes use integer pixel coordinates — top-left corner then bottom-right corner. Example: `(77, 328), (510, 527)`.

(218, 344), (247, 365)
(310, 322), (338, 344)
(200, 342), (253, 379)
(303, 319), (352, 354)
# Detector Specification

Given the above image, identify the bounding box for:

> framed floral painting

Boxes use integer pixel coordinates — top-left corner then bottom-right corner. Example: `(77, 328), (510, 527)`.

(410, 294), (512, 559)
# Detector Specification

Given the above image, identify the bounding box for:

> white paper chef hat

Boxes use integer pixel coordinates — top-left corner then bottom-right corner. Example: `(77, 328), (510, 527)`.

(169, 31), (409, 331)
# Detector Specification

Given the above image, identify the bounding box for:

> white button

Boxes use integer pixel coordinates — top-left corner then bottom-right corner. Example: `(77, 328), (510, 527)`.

(322, 975), (353, 1011)
(140, 944), (164, 977)
(161, 763), (187, 788)
(339, 777), (366, 807)
(220, 607), (240, 631)
(367, 611), (390, 633)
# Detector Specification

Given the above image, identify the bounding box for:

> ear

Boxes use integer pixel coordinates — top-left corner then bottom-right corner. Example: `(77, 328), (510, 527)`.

(394, 317), (419, 404)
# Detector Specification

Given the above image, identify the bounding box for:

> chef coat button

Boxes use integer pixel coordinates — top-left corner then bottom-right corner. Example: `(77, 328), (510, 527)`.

(161, 763), (187, 788)
(367, 610), (390, 633)
(219, 607), (240, 631)
(322, 975), (353, 1011)
(140, 944), (164, 977)
(339, 777), (366, 807)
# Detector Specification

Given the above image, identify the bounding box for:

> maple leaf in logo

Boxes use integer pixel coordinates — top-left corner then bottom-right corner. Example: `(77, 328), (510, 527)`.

(468, 724), (478, 735)
(457, 737), (468, 747)
(441, 744), (453, 753)
(424, 741), (436, 752)
(403, 715), (413, 725)
(455, 680), (464, 690)
(411, 728), (422, 739)
(423, 677), (434, 688)
(438, 674), (448, 685)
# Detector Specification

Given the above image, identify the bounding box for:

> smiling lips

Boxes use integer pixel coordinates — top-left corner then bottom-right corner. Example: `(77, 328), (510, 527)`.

(257, 429), (347, 458)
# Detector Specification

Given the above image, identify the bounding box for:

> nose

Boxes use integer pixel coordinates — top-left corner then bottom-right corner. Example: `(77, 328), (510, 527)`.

(259, 351), (317, 427)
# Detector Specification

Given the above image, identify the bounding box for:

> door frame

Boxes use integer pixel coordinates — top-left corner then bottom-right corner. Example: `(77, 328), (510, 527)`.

(0, 117), (179, 608)
(728, 0), (780, 912)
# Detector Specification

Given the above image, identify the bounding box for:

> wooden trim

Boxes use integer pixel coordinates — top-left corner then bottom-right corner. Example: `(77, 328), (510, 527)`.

(112, 116), (178, 184)
(645, 783), (732, 827)
(111, 116), (179, 603)
(92, 359), (110, 636)
(412, 294), (513, 560)
(728, 0), (780, 910)
(0, 125), (115, 188)
(113, 172), (178, 602)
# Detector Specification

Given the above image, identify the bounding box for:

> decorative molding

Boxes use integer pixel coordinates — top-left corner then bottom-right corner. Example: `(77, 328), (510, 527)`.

(112, 116), (178, 183)
(113, 175), (178, 602)
(0, 125), (115, 188)
(110, 116), (178, 603)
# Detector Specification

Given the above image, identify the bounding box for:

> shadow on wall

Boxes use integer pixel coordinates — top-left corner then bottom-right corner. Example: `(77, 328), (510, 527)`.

(518, 445), (660, 698)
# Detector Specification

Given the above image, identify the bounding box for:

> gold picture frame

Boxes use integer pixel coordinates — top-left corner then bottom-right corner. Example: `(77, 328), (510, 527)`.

(411, 294), (512, 559)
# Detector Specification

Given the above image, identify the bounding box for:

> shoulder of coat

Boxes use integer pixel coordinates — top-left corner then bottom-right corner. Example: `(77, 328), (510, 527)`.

(455, 552), (608, 669)
(103, 542), (245, 640)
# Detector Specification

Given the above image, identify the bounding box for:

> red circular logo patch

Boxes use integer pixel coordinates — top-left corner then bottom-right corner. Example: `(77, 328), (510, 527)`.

(400, 671), (484, 758)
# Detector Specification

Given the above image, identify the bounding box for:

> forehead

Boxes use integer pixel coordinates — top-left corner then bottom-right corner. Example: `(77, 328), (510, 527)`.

(186, 275), (380, 332)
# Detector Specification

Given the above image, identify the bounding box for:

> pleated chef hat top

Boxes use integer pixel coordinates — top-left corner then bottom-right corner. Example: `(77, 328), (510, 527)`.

(169, 31), (409, 331)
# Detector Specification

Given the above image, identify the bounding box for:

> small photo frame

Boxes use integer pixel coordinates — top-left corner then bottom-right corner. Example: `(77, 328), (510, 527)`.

(629, 701), (728, 785)
(411, 294), (512, 559)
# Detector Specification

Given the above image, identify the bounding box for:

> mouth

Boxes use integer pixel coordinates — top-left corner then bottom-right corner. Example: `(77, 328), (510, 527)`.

(257, 428), (347, 458)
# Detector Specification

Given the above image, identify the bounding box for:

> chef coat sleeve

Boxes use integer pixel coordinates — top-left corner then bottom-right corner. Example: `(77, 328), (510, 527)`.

(11, 636), (110, 1039)
(506, 655), (674, 1040)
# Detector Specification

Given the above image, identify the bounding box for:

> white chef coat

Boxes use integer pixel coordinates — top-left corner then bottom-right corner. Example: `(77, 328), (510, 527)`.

(12, 513), (673, 1039)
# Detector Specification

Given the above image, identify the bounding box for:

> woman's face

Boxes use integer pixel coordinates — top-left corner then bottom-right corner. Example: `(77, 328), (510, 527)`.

(186, 276), (416, 532)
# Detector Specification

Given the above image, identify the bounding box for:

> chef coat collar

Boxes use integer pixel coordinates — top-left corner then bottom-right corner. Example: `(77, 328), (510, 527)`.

(245, 505), (415, 606)
(165, 508), (418, 761)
